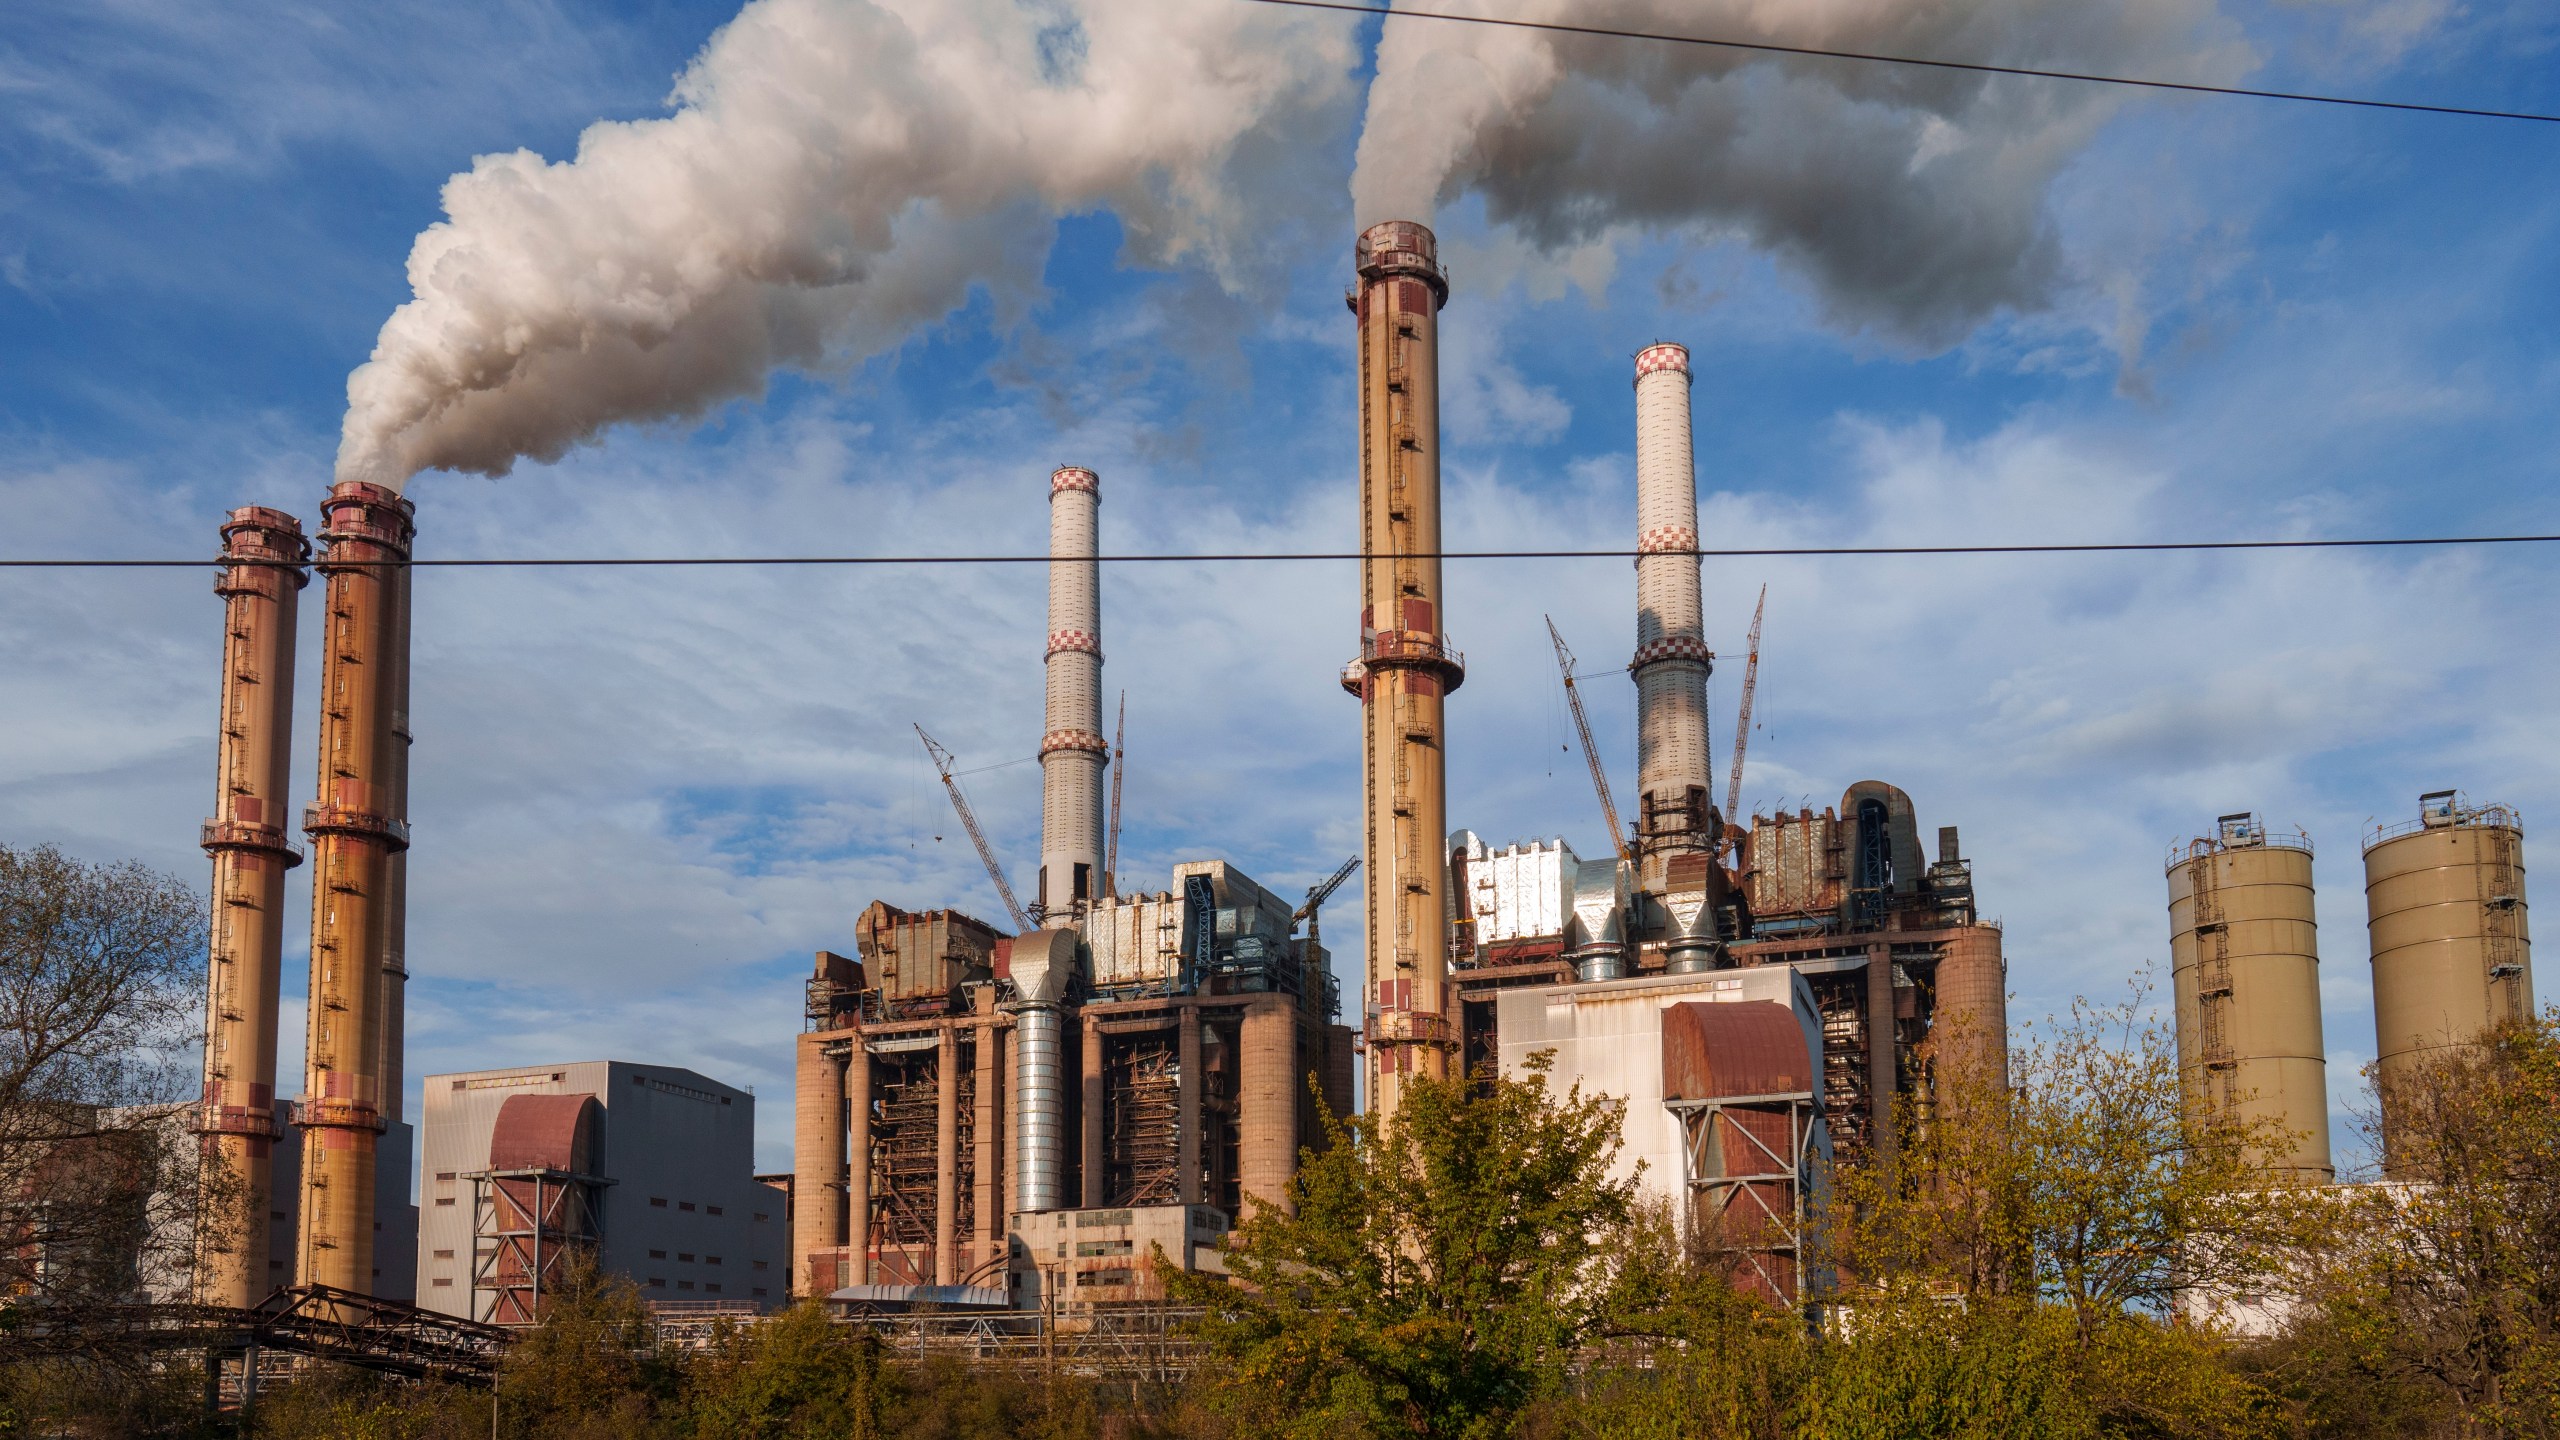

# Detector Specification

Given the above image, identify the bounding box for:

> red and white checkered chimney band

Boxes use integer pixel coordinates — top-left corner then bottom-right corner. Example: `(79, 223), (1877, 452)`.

(1046, 629), (1102, 660)
(1634, 343), (1690, 378)
(1629, 636), (1713, 668)
(1050, 467), (1100, 497)
(1039, 728), (1110, 757)
(1637, 525), (1699, 554)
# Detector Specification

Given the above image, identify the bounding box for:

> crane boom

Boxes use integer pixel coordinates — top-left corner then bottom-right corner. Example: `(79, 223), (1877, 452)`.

(1293, 853), (1362, 925)
(1104, 691), (1126, 900)
(1546, 616), (1630, 865)
(915, 724), (1033, 932)
(1723, 585), (1766, 839)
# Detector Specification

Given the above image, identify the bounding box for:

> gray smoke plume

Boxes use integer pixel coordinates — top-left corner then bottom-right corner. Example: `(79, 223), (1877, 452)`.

(1352, 0), (2255, 346)
(335, 0), (1356, 489)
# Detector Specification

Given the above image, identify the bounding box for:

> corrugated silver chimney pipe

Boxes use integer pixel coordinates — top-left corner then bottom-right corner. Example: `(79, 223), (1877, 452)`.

(1008, 929), (1075, 1212)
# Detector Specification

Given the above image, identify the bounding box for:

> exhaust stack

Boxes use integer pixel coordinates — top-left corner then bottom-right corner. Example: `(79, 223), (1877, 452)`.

(195, 508), (310, 1308)
(1038, 466), (1107, 924)
(1344, 221), (1463, 1128)
(295, 480), (414, 1295)
(1631, 343), (1713, 884)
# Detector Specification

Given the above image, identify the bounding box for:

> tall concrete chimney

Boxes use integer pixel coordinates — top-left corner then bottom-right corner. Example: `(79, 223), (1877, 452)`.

(1344, 221), (1463, 1129)
(195, 507), (310, 1308)
(296, 480), (414, 1295)
(1630, 342), (1713, 885)
(1038, 466), (1107, 925)
(377, 558), (412, 1129)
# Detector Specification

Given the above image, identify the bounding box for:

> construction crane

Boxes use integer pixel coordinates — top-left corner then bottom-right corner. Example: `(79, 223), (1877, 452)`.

(1546, 616), (1631, 865)
(1722, 585), (1767, 855)
(1103, 691), (1126, 900)
(1292, 854), (1362, 958)
(915, 724), (1032, 933)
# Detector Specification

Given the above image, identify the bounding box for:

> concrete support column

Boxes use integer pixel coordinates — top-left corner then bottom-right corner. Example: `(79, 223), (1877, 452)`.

(791, 1034), (847, 1296)
(973, 1015), (1002, 1269)
(935, 1027), (959, 1285)
(1178, 1006), (1204, 1207)
(1239, 998), (1297, 1221)
(1081, 1013), (1106, 1208)
(1866, 942), (1898, 1165)
(846, 1045), (871, 1287)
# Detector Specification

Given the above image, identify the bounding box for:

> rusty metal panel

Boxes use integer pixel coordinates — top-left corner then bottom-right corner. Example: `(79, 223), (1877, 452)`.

(487, 1093), (600, 1172)
(1660, 1000), (1813, 1102)
(1745, 810), (1843, 919)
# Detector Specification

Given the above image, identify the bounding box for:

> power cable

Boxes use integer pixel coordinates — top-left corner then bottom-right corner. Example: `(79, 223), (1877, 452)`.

(1244, 0), (2560, 126)
(5, 533), (2558, 569)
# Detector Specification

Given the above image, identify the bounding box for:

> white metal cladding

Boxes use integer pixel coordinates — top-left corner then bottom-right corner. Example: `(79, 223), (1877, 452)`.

(1081, 892), (1187, 988)
(1040, 468), (1106, 923)
(1632, 344), (1711, 815)
(1468, 839), (1582, 943)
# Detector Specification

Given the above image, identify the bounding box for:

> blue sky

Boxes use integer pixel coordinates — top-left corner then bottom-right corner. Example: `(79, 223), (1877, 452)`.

(4, 0), (2557, 1177)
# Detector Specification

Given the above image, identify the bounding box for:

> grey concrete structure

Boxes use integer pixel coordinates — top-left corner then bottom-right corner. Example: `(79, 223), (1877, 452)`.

(416, 1061), (784, 1319)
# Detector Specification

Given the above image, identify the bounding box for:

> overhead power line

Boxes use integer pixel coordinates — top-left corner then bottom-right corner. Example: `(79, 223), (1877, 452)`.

(1245, 0), (2560, 126)
(5, 534), (2558, 569)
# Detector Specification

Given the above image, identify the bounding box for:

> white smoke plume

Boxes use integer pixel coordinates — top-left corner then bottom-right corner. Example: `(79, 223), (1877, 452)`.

(335, 0), (1357, 489)
(1352, 0), (2256, 346)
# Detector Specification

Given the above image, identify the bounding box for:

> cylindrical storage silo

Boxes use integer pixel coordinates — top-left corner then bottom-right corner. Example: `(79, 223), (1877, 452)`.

(2166, 814), (2332, 1182)
(2364, 793), (2532, 1174)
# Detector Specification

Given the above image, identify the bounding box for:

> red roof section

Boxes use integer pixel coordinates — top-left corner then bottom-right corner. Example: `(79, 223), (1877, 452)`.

(1661, 1001), (1811, 1101)
(488, 1092), (601, 1173)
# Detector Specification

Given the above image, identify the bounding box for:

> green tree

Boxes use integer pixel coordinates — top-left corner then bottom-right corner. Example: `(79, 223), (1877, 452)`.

(1172, 1056), (1636, 1440)
(490, 1260), (678, 1439)
(683, 1299), (887, 1439)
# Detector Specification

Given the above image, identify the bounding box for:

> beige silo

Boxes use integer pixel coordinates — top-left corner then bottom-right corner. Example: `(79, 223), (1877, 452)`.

(2166, 813), (2333, 1181)
(2364, 792), (2532, 1173)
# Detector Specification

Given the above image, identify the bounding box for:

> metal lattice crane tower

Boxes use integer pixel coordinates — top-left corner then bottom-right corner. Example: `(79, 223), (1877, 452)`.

(1547, 615), (1631, 865)
(1104, 691), (1126, 900)
(1294, 854), (1362, 976)
(1724, 584), (1766, 841)
(916, 724), (1032, 933)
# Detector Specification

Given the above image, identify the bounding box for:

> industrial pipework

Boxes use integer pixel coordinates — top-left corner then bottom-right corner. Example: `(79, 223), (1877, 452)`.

(1630, 343), (1714, 885)
(1040, 467), (1108, 924)
(1342, 221), (1463, 1127)
(296, 480), (414, 1295)
(195, 507), (310, 1308)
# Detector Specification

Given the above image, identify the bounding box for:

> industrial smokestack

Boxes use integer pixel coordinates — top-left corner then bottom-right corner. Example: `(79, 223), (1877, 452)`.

(1631, 342), (1713, 883)
(1344, 221), (1463, 1128)
(195, 508), (310, 1309)
(296, 480), (415, 1296)
(1039, 467), (1107, 925)
(378, 556), (412, 1129)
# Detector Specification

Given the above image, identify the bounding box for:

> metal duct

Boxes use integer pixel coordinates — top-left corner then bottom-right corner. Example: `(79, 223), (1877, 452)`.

(1039, 467), (1107, 925)
(1344, 220), (1464, 1129)
(1662, 887), (1721, 974)
(1631, 343), (1712, 880)
(196, 507), (310, 1309)
(1009, 927), (1075, 1213)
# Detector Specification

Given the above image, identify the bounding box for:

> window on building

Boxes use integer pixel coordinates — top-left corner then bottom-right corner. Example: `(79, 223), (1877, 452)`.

(706, 1283), (722, 1294)
(706, 1205), (722, 1216)
(752, 1260), (769, 1272)
(435, 1171), (455, 1182)
(677, 1281), (695, 1291)
(752, 1213), (769, 1223)
(679, 1201), (696, 1212)
(649, 1250), (666, 1260)
(431, 1278), (452, 1288)
(678, 1253), (694, 1263)
(648, 1278), (665, 1288)
(706, 1256), (721, 1266)
(753, 1288), (768, 1299)
(650, 1197), (668, 1208)
(434, 1197), (455, 1207)
(433, 1249), (455, 1260)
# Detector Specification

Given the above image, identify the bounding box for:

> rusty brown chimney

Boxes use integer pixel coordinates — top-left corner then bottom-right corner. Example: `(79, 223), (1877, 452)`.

(294, 480), (414, 1295)
(195, 507), (310, 1308)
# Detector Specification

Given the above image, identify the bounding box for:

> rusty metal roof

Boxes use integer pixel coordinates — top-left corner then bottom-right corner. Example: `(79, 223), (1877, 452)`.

(1660, 1001), (1810, 1101)
(488, 1092), (600, 1173)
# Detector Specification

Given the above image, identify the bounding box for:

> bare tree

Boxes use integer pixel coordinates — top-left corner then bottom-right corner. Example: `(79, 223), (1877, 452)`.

(0, 842), (218, 1317)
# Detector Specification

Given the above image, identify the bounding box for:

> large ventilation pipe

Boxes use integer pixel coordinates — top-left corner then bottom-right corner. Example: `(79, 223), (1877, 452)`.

(195, 507), (310, 1309)
(1630, 343), (1713, 886)
(296, 480), (414, 1295)
(1008, 929), (1075, 1213)
(1343, 220), (1464, 1131)
(1039, 466), (1108, 925)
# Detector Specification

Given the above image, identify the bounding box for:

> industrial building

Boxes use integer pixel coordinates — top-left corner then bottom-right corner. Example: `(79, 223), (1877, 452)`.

(791, 464), (1356, 1309)
(415, 1062), (784, 1322)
